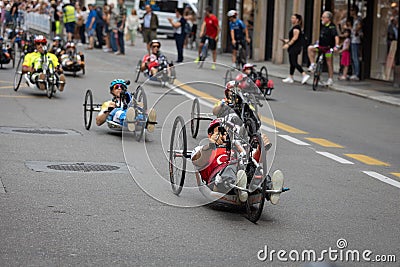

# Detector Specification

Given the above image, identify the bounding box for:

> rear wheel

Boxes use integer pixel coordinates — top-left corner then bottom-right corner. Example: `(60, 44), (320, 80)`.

(135, 60), (142, 83)
(169, 116), (187, 195)
(246, 133), (267, 223)
(13, 55), (24, 91)
(134, 85), (147, 142)
(312, 61), (322, 91)
(83, 89), (93, 130)
(190, 98), (200, 138)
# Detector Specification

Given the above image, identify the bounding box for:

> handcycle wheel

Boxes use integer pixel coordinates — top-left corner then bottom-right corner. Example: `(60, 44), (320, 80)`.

(238, 45), (247, 70)
(190, 98), (200, 138)
(259, 66), (269, 83)
(11, 46), (15, 68)
(13, 55), (24, 91)
(46, 61), (55, 99)
(224, 69), (233, 85)
(135, 59), (142, 83)
(169, 115), (187, 195)
(83, 89), (93, 130)
(312, 61), (322, 91)
(246, 133), (267, 223)
(134, 85), (147, 142)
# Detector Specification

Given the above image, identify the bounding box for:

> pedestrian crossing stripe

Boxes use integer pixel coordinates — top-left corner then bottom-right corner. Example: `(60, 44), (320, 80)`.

(345, 154), (390, 166)
(305, 138), (344, 148)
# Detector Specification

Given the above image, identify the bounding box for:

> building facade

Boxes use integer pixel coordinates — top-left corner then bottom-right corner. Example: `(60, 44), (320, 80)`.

(199, 0), (400, 84)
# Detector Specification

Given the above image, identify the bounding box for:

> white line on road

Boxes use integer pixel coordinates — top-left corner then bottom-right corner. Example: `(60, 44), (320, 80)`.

(363, 171), (400, 189)
(278, 135), (310, 146)
(316, 151), (354, 164)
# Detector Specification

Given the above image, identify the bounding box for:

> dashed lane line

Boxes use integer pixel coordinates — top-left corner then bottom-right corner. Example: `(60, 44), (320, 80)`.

(173, 79), (306, 134)
(363, 171), (400, 189)
(278, 135), (310, 146)
(391, 173), (400, 178)
(316, 151), (354, 164)
(305, 138), (344, 148)
(345, 154), (391, 166)
(0, 94), (43, 98)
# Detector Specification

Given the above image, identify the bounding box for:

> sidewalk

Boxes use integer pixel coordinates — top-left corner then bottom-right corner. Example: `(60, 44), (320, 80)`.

(177, 46), (400, 107)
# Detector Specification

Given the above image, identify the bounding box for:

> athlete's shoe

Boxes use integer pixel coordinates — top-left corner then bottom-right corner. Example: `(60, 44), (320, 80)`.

(270, 170), (284, 205)
(126, 107), (136, 132)
(211, 64), (216, 70)
(194, 57), (200, 63)
(301, 74), (311, 84)
(146, 108), (157, 133)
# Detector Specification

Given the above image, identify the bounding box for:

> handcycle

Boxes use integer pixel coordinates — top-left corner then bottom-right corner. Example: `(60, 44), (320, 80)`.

(312, 47), (334, 91)
(0, 38), (15, 69)
(134, 54), (176, 87)
(168, 113), (288, 223)
(83, 82), (155, 142)
(59, 43), (85, 77)
(13, 45), (60, 99)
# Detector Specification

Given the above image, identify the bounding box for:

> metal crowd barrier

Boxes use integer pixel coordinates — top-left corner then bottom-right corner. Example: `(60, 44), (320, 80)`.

(24, 11), (51, 35)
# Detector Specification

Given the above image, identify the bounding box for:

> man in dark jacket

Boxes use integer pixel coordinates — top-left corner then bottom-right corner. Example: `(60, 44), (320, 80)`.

(142, 5), (159, 53)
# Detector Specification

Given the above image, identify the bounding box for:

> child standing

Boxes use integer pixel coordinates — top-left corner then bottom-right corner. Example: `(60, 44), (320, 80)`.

(339, 29), (351, 80)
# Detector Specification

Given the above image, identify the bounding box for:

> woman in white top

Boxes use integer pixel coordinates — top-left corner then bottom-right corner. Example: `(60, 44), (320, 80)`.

(126, 9), (140, 46)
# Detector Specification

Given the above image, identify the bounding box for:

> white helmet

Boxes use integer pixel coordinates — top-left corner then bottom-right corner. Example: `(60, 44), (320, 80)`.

(227, 10), (237, 18)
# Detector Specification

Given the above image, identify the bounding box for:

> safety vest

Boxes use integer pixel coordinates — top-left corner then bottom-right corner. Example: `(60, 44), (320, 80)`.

(63, 5), (76, 23)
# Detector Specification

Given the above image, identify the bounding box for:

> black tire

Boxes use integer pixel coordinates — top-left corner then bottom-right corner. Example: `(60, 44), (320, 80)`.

(259, 66), (269, 83)
(46, 61), (55, 99)
(312, 61), (322, 91)
(246, 133), (267, 223)
(198, 43), (208, 68)
(135, 60), (142, 83)
(169, 115), (187, 195)
(238, 46), (246, 69)
(82, 67), (85, 75)
(224, 69), (233, 85)
(13, 56), (24, 91)
(83, 89), (93, 130)
(134, 85), (147, 142)
(245, 117), (257, 138)
(190, 98), (200, 138)
(11, 47), (15, 68)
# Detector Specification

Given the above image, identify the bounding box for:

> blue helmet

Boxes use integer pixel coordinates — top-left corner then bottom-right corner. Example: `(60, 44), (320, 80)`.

(109, 79), (127, 91)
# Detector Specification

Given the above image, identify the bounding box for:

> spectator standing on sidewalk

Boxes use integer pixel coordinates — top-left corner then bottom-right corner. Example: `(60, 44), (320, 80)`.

(75, 2), (85, 44)
(126, 8), (139, 46)
(350, 5), (363, 81)
(62, 0), (76, 42)
(168, 7), (186, 63)
(94, 4), (105, 49)
(85, 3), (96, 49)
(338, 29), (351, 80)
(387, 17), (398, 54)
(141, 5), (159, 54)
(114, 0), (126, 55)
(281, 14), (310, 84)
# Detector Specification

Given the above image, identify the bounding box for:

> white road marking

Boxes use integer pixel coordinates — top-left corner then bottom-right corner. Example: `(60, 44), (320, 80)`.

(261, 125), (278, 133)
(363, 171), (400, 189)
(316, 151), (354, 164)
(278, 135), (310, 146)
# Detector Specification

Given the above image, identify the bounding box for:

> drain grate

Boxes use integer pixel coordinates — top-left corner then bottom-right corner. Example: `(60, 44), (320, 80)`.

(25, 161), (128, 174)
(13, 129), (68, 135)
(47, 163), (120, 172)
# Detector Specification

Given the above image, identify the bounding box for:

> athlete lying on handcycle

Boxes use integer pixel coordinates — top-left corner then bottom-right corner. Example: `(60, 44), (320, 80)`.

(60, 41), (85, 71)
(0, 36), (12, 64)
(95, 79), (156, 132)
(236, 63), (274, 98)
(140, 39), (173, 78)
(191, 119), (283, 204)
(22, 35), (66, 91)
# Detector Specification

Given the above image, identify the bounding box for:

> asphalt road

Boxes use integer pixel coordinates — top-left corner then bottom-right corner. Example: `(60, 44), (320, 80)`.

(0, 38), (399, 267)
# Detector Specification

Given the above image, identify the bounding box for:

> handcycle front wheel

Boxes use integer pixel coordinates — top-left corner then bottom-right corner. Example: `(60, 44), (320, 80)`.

(224, 69), (233, 85)
(190, 98), (200, 138)
(13, 56), (24, 91)
(259, 66), (269, 83)
(83, 89), (93, 130)
(134, 59), (142, 83)
(46, 61), (55, 99)
(246, 133), (267, 223)
(169, 115), (187, 195)
(134, 85), (148, 142)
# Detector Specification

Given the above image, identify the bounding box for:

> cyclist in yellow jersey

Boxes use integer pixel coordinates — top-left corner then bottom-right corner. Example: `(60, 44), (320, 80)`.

(22, 35), (66, 91)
